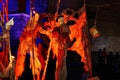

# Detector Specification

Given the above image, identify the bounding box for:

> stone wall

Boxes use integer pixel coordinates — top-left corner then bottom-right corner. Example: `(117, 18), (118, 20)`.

(91, 36), (120, 54)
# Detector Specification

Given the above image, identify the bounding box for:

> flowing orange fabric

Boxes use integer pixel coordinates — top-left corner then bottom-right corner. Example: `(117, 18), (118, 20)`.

(63, 6), (91, 72)
(15, 24), (44, 80)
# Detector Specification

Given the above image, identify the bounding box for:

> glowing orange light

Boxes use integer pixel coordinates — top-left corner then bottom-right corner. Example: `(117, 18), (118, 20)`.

(89, 26), (100, 38)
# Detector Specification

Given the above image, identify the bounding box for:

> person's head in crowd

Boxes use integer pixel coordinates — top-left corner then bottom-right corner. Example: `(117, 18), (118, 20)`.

(56, 15), (64, 26)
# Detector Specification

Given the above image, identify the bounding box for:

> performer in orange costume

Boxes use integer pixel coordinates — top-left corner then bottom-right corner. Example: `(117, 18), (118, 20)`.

(15, 13), (44, 80)
(39, 15), (76, 80)
(54, 15), (72, 80)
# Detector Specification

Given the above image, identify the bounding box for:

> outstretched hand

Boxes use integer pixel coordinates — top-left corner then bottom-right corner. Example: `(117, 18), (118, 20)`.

(5, 18), (14, 30)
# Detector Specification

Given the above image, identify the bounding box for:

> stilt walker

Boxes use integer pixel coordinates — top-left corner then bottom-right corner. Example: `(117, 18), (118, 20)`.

(5, 0), (15, 79)
(0, 0), (15, 79)
(27, 0), (42, 80)
(41, 0), (62, 80)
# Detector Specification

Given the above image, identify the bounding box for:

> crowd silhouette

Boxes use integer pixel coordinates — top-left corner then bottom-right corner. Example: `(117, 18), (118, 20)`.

(92, 48), (120, 80)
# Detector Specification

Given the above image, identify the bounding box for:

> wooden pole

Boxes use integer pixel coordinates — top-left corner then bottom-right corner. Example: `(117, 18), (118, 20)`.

(41, 42), (52, 80)
(83, 0), (92, 76)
